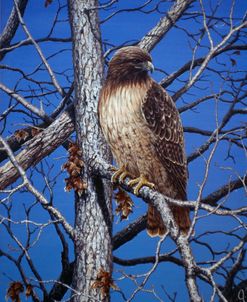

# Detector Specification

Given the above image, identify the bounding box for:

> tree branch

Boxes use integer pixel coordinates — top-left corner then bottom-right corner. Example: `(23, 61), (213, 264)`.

(171, 21), (247, 101)
(0, 136), (75, 239)
(13, 0), (64, 96)
(0, 36), (71, 56)
(222, 249), (246, 300)
(0, 0), (28, 61)
(0, 82), (51, 121)
(94, 158), (247, 217)
(0, 85), (74, 163)
(0, 108), (74, 190)
(138, 0), (195, 52)
(113, 254), (183, 267)
(113, 215), (147, 251)
(45, 261), (75, 302)
(202, 176), (247, 206)
(161, 45), (247, 90)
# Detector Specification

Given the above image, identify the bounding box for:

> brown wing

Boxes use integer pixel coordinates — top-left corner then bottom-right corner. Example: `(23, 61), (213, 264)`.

(142, 81), (188, 200)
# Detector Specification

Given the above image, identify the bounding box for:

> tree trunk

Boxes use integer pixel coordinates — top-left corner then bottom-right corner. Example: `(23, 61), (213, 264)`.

(68, 1), (112, 301)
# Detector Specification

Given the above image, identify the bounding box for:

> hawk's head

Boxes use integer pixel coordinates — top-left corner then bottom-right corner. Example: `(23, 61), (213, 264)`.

(107, 46), (154, 82)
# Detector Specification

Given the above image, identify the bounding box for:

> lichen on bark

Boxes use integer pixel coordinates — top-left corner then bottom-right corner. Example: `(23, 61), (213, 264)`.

(68, 1), (112, 301)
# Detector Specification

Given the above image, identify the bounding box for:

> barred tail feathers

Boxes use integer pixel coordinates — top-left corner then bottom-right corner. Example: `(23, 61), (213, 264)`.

(147, 205), (166, 237)
(146, 205), (191, 237)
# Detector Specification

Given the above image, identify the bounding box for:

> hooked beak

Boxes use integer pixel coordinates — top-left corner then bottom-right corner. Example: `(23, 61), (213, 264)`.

(136, 61), (154, 73)
(145, 61), (154, 73)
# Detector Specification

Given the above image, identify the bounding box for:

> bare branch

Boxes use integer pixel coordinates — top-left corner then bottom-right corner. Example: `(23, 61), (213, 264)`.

(0, 0), (28, 60)
(113, 254), (183, 267)
(0, 36), (71, 56)
(13, 0), (64, 96)
(0, 136), (75, 239)
(45, 262), (74, 302)
(113, 215), (147, 250)
(94, 158), (247, 217)
(172, 21), (247, 101)
(139, 0), (195, 52)
(0, 108), (74, 190)
(0, 86), (74, 163)
(202, 176), (247, 206)
(161, 45), (247, 90)
(222, 249), (246, 299)
(0, 82), (50, 121)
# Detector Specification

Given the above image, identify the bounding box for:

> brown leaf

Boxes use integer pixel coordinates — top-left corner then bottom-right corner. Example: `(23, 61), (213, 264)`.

(73, 176), (87, 193)
(6, 281), (24, 302)
(63, 161), (81, 176)
(64, 177), (73, 192)
(14, 129), (29, 142)
(31, 127), (42, 137)
(230, 58), (236, 66)
(70, 167), (81, 177)
(64, 176), (87, 194)
(25, 284), (33, 297)
(115, 188), (134, 220)
(68, 142), (82, 157)
(73, 157), (84, 168)
(45, 0), (53, 7)
(232, 50), (240, 55)
(63, 142), (86, 194)
(91, 268), (116, 297)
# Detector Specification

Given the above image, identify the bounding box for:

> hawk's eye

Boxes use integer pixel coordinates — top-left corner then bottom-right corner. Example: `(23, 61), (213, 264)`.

(133, 59), (142, 64)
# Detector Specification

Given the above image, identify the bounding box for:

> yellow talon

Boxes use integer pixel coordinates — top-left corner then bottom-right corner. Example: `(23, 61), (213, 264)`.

(111, 164), (132, 184)
(127, 174), (155, 195)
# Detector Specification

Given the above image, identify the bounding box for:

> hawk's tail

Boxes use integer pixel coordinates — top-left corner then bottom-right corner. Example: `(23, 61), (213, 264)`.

(147, 205), (191, 237)
(147, 206), (166, 237)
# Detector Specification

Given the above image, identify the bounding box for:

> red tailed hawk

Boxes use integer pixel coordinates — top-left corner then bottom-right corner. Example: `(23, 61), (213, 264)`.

(98, 46), (190, 236)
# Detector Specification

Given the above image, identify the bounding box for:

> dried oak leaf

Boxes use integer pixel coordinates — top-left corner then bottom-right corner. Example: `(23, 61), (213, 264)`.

(91, 268), (117, 297)
(44, 0), (53, 7)
(31, 127), (42, 137)
(25, 284), (33, 297)
(115, 188), (134, 220)
(73, 157), (84, 168)
(14, 129), (29, 142)
(63, 142), (86, 195)
(63, 161), (81, 176)
(230, 58), (237, 66)
(64, 176), (87, 195)
(6, 281), (24, 302)
(68, 142), (82, 157)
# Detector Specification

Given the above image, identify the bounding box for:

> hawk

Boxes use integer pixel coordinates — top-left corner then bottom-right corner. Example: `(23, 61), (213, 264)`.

(98, 46), (190, 236)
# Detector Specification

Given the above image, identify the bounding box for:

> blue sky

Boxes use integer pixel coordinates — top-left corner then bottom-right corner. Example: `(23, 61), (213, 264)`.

(0, 0), (246, 301)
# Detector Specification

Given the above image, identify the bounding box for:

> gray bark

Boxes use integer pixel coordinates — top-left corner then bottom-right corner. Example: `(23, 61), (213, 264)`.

(68, 1), (112, 301)
(0, 0), (28, 60)
(0, 108), (74, 190)
(95, 159), (204, 302)
(138, 0), (195, 52)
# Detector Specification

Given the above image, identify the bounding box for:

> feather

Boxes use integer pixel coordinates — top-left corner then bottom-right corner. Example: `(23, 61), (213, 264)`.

(98, 46), (190, 236)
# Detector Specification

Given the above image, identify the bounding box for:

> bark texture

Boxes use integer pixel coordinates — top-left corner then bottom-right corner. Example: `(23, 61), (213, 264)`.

(0, 0), (28, 60)
(138, 0), (195, 51)
(68, 1), (112, 301)
(0, 109), (74, 190)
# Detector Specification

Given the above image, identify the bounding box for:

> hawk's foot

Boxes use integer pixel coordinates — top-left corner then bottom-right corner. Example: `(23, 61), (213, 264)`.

(127, 174), (155, 195)
(111, 164), (132, 184)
